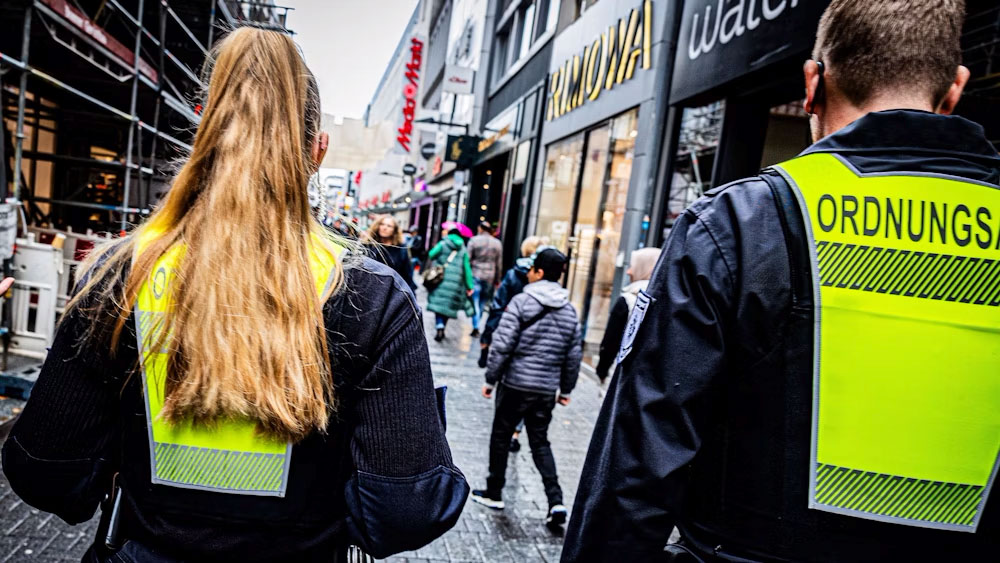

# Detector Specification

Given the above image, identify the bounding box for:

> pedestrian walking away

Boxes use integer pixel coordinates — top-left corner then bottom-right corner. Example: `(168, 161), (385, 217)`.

(362, 214), (417, 291)
(426, 228), (476, 341)
(594, 247), (661, 385)
(478, 236), (551, 452)
(467, 221), (503, 337)
(471, 249), (583, 529)
(0, 28), (467, 563)
(564, 1), (1000, 561)
(407, 225), (427, 274)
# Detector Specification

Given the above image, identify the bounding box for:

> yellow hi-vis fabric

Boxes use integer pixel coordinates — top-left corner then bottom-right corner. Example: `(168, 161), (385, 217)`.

(134, 226), (339, 497)
(774, 153), (1000, 532)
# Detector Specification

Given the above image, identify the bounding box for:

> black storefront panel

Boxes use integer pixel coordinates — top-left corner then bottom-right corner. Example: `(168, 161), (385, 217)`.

(671, 0), (831, 104)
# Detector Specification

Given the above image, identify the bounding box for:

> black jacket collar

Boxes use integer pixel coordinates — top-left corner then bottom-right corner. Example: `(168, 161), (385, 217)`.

(801, 110), (1000, 185)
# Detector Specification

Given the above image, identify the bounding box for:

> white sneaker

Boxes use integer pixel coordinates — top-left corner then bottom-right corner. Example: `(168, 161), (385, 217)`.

(547, 504), (567, 525)
(470, 489), (505, 510)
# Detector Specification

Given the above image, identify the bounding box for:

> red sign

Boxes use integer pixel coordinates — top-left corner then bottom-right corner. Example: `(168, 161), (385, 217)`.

(42, 0), (158, 83)
(381, 191), (391, 203)
(395, 37), (424, 154)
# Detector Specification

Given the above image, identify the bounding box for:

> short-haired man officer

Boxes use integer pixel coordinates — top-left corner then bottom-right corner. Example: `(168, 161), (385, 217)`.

(563, 1), (1000, 561)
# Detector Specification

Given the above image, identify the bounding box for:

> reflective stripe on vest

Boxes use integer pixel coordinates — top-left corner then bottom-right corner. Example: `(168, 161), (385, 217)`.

(134, 228), (338, 497)
(774, 153), (1000, 532)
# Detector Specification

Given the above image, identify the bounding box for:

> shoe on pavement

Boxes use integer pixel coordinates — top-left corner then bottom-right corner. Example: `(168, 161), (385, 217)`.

(434, 328), (445, 342)
(471, 328), (480, 337)
(509, 437), (521, 452)
(547, 504), (567, 526)
(470, 489), (504, 510)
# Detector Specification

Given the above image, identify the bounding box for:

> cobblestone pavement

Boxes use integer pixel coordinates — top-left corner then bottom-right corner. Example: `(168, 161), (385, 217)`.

(0, 288), (604, 562)
(385, 296), (603, 563)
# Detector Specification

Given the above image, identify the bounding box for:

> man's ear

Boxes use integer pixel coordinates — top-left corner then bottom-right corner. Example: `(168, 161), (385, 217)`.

(936, 65), (971, 115)
(803, 60), (823, 115)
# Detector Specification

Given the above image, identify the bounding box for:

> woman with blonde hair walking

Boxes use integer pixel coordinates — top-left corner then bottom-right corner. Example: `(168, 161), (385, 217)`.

(2, 27), (466, 562)
(362, 214), (416, 290)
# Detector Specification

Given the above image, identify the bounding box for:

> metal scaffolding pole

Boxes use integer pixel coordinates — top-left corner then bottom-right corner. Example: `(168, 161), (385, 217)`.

(145, 0), (168, 211)
(208, 2), (217, 47)
(0, 69), (6, 196)
(12, 7), (32, 204)
(120, 0), (145, 232)
(0, 53), (193, 152)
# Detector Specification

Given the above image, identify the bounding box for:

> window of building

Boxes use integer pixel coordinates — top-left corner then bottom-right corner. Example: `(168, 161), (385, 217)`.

(575, 0), (599, 20)
(518, 3), (536, 60)
(492, 0), (561, 86)
(664, 102), (724, 235)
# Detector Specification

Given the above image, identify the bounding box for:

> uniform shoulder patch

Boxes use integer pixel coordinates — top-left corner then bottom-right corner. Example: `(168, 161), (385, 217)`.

(616, 289), (653, 365)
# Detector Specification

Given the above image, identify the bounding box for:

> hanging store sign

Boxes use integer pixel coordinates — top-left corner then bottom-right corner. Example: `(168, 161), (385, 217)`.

(446, 135), (481, 168)
(443, 65), (475, 95)
(546, 0), (652, 121)
(395, 36), (425, 154)
(670, 0), (831, 102)
(477, 126), (510, 153)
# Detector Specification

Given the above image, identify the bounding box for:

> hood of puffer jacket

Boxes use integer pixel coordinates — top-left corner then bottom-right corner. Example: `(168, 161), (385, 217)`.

(523, 280), (569, 308)
(514, 256), (533, 273)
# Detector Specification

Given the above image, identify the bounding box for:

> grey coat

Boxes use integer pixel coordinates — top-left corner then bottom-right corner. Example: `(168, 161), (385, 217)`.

(485, 280), (582, 396)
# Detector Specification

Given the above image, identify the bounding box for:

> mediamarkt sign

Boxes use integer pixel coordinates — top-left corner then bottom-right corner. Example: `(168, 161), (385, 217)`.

(395, 37), (425, 154)
(546, 0), (652, 121)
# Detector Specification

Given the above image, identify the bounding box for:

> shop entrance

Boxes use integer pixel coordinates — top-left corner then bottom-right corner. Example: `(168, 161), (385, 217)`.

(535, 107), (639, 367)
(467, 153), (510, 232)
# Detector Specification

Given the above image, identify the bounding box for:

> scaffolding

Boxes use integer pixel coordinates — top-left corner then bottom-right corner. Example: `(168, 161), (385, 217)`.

(1, 0), (293, 232)
(0, 0), (292, 384)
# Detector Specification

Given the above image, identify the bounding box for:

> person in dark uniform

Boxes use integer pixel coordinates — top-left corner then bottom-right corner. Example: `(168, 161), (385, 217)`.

(563, 1), (1000, 561)
(1, 28), (466, 562)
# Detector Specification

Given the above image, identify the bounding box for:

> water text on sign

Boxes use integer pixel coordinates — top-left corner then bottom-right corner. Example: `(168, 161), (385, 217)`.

(687, 0), (801, 60)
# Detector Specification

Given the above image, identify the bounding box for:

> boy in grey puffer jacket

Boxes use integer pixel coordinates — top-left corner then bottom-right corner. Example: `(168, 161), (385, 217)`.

(471, 249), (582, 527)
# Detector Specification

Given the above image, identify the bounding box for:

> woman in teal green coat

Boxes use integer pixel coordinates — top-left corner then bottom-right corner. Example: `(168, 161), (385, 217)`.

(426, 229), (475, 341)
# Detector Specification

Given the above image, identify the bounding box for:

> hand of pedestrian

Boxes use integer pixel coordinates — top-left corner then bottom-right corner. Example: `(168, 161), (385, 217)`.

(467, 289), (474, 296)
(482, 385), (493, 399)
(0, 277), (13, 295)
(557, 395), (571, 406)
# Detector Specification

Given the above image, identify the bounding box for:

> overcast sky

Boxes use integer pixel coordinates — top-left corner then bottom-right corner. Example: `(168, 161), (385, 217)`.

(283, 0), (419, 121)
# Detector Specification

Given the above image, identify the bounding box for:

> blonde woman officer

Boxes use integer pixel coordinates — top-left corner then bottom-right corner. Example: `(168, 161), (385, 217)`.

(1, 28), (466, 562)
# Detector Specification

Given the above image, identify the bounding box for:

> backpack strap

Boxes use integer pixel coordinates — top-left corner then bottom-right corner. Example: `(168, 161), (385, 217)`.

(520, 305), (554, 332)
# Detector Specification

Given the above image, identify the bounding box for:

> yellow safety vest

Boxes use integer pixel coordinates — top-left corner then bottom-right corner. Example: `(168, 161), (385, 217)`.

(134, 226), (338, 497)
(774, 153), (1000, 532)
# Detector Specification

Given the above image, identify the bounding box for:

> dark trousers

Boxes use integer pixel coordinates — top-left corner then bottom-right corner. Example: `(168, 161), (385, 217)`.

(487, 384), (563, 506)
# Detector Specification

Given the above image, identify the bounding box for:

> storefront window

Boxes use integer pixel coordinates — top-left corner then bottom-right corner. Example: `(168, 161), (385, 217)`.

(567, 126), (609, 317)
(664, 102), (725, 237)
(582, 109), (638, 366)
(761, 101), (811, 168)
(535, 107), (639, 368)
(537, 134), (583, 253)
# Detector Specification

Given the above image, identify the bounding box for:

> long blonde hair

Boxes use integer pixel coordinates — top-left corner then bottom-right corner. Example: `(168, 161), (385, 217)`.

(364, 214), (404, 246)
(67, 28), (341, 442)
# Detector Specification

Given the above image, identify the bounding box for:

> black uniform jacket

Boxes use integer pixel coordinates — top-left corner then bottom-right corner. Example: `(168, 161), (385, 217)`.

(2, 258), (467, 562)
(562, 110), (1000, 562)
